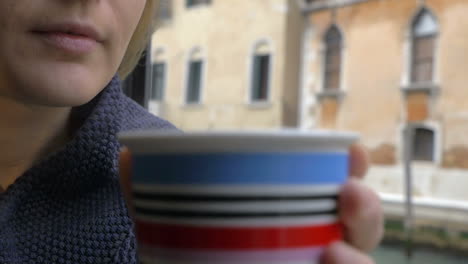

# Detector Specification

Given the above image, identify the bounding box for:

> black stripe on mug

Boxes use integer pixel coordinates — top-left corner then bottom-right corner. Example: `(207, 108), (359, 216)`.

(132, 192), (338, 202)
(134, 207), (338, 219)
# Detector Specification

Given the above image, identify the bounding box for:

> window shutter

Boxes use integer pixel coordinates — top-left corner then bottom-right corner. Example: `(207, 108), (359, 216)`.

(259, 55), (270, 100)
(187, 61), (202, 103)
(251, 56), (262, 101)
(251, 55), (270, 101)
(411, 36), (435, 83)
(152, 63), (166, 101)
(323, 26), (342, 90)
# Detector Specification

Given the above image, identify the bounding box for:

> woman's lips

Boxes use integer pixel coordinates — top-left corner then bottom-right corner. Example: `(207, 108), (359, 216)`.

(31, 23), (103, 55)
(33, 31), (99, 54)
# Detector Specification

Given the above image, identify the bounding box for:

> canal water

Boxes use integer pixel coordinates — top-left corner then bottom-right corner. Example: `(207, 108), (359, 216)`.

(372, 244), (467, 264)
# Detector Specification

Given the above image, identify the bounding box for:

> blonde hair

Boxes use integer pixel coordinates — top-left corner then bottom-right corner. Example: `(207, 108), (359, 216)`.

(118, 0), (159, 79)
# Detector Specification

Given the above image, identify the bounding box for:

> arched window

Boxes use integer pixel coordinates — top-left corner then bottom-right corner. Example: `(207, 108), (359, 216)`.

(250, 40), (272, 102)
(323, 25), (343, 90)
(151, 48), (166, 101)
(411, 9), (439, 83)
(185, 48), (204, 104)
(412, 127), (435, 162)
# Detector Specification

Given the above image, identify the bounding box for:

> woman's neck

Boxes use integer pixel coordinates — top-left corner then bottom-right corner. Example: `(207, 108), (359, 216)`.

(0, 97), (72, 191)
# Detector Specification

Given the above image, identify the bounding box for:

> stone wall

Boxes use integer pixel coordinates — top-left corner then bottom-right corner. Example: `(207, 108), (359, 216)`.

(305, 0), (468, 177)
(151, 0), (303, 130)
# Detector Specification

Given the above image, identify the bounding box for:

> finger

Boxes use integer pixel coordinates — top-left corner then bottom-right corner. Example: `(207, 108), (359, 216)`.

(339, 179), (384, 252)
(119, 147), (134, 216)
(321, 242), (375, 264)
(349, 144), (369, 179)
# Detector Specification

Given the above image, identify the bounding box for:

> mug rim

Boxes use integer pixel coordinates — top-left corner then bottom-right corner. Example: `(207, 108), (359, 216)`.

(119, 129), (359, 154)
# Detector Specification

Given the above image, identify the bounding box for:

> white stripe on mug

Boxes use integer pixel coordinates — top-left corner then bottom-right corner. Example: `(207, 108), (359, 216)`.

(138, 246), (324, 262)
(133, 184), (342, 196)
(134, 214), (338, 227)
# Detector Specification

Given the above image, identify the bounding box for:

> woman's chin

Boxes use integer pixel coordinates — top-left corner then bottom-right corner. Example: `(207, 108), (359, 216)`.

(9, 79), (101, 108)
(15, 65), (113, 107)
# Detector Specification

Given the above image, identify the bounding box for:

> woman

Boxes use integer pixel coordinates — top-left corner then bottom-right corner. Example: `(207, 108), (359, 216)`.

(0, 0), (382, 263)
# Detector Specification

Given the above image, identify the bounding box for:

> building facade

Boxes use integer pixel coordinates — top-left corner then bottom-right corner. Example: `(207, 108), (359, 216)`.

(150, 0), (304, 130)
(300, 0), (468, 220)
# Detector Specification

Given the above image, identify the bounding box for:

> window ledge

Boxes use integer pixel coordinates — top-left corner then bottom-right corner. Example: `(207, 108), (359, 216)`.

(401, 83), (440, 95)
(248, 101), (273, 109)
(316, 89), (346, 100)
(302, 0), (372, 13)
(396, 161), (439, 168)
(411, 161), (439, 168)
(149, 101), (167, 116)
(149, 100), (166, 108)
(182, 103), (204, 109)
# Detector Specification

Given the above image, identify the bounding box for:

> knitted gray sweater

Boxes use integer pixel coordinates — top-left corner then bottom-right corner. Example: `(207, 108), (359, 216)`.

(0, 77), (176, 264)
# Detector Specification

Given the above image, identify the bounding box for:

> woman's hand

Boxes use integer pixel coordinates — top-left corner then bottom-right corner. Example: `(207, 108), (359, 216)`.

(321, 145), (383, 264)
(119, 144), (383, 264)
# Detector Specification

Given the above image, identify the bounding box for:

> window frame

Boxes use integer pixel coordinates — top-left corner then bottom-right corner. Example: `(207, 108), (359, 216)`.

(410, 9), (439, 84)
(398, 122), (442, 165)
(250, 54), (271, 103)
(248, 39), (274, 106)
(320, 25), (344, 93)
(402, 7), (440, 90)
(412, 127), (436, 162)
(183, 47), (206, 106)
(151, 62), (167, 101)
(185, 60), (203, 104)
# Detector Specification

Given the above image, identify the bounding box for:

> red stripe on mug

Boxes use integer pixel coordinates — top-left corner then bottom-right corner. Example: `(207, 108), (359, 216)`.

(135, 220), (343, 250)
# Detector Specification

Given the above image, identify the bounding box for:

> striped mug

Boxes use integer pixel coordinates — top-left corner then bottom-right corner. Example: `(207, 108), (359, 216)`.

(119, 130), (358, 264)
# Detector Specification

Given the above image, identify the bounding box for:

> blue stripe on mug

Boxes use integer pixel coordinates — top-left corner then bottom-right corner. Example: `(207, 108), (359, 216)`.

(132, 152), (348, 185)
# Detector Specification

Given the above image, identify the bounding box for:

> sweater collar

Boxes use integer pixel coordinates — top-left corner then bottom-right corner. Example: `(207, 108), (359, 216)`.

(1, 76), (125, 200)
